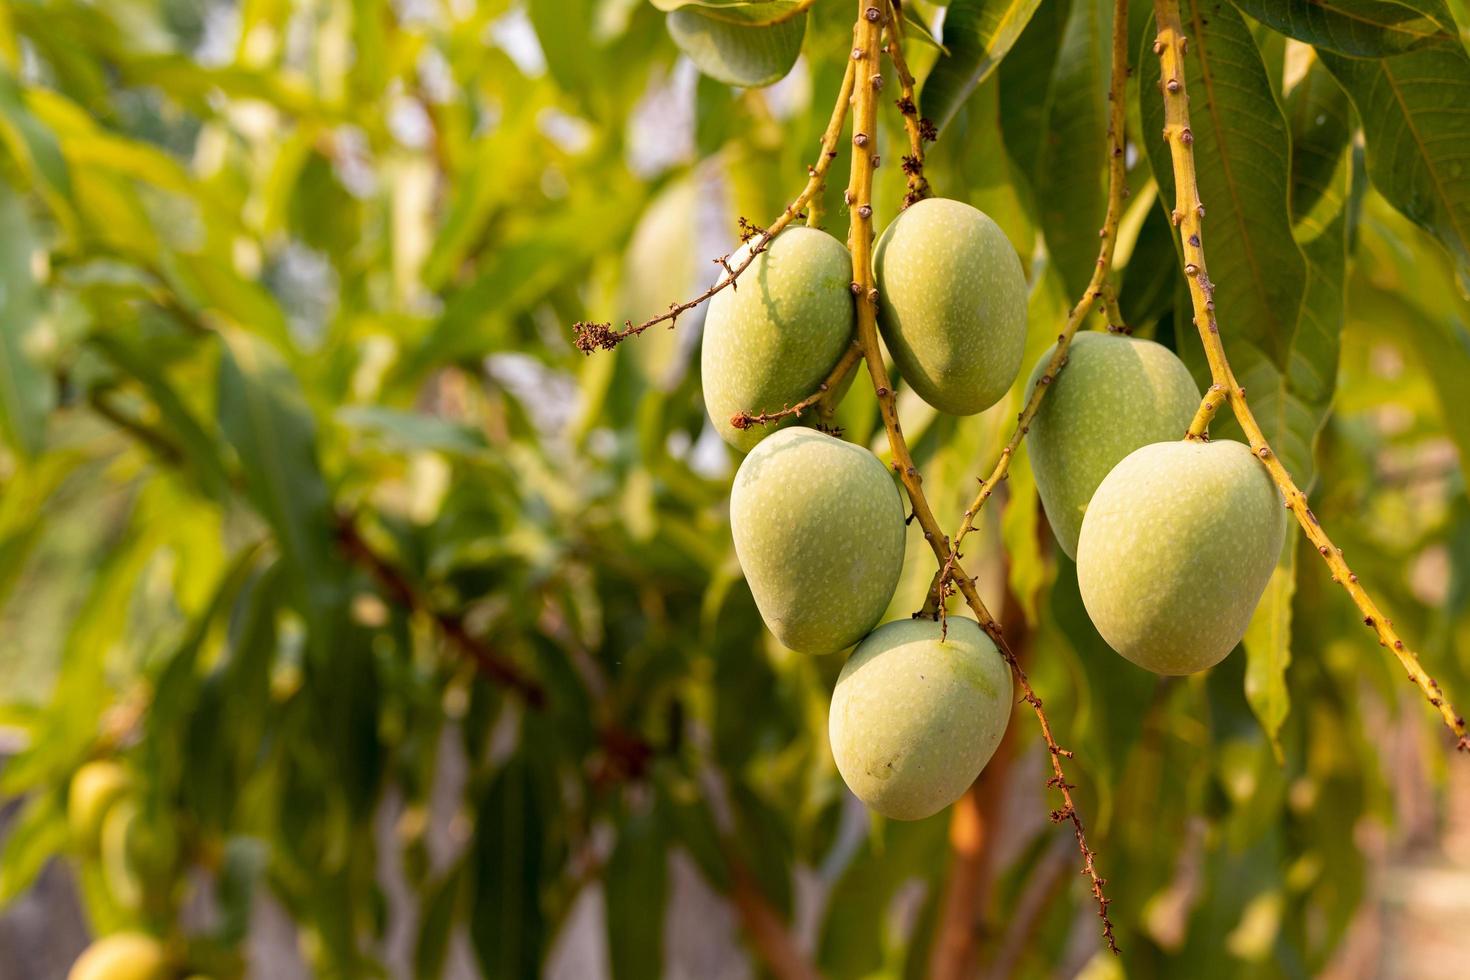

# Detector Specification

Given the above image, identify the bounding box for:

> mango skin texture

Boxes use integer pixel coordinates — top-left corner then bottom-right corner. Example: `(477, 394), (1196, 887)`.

(830, 617), (1012, 821)
(730, 428), (905, 655)
(873, 198), (1028, 415)
(67, 933), (168, 980)
(1027, 333), (1200, 559)
(701, 227), (854, 452)
(1076, 440), (1287, 675)
(68, 760), (130, 851)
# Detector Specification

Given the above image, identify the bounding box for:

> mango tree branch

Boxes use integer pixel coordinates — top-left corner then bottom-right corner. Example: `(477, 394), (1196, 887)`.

(928, 0), (1132, 609)
(848, 1), (1118, 952)
(732, 341), (862, 431)
(883, 0), (932, 206)
(573, 59), (857, 352)
(1151, 0), (1467, 750)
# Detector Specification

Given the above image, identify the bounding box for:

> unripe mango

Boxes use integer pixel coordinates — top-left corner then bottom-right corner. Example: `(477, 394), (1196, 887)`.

(873, 198), (1028, 415)
(702, 227), (854, 451)
(830, 618), (1012, 821)
(69, 760), (130, 852)
(1026, 333), (1200, 558)
(67, 932), (167, 980)
(730, 427), (905, 654)
(1076, 440), (1287, 675)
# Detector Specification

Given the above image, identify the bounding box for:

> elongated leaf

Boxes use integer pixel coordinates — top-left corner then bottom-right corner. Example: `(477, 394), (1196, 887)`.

(922, 0), (1044, 133)
(415, 864), (464, 980)
(666, 9), (805, 88)
(1233, 0), (1456, 57)
(0, 792), (67, 905)
(1287, 55), (1354, 230)
(469, 755), (548, 980)
(1036, 0), (1113, 297)
(1243, 528), (1299, 759)
(1139, 0), (1306, 369)
(1321, 44), (1470, 288)
(0, 186), (51, 457)
(605, 800), (667, 980)
(650, 0), (807, 23)
(215, 331), (347, 636)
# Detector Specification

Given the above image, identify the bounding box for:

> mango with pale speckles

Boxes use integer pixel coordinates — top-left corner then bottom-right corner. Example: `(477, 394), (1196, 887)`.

(1027, 333), (1200, 559)
(1077, 440), (1286, 675)
(701, 227), (855, 451)
(873, 198), (1028, 415)
(830, 617), (1012, 821)
(67, 933), (168, 980)
(730, 428), (904, 654)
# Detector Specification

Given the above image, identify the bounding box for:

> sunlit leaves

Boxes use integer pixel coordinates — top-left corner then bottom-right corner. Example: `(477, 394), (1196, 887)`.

(1321, 42), (1470, 288)
(1233, 0), (1457, 58)
(921, 0), (1044, 133)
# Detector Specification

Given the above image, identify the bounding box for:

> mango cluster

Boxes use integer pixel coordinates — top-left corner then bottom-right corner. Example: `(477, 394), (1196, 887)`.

(700, 198), (1284, 823)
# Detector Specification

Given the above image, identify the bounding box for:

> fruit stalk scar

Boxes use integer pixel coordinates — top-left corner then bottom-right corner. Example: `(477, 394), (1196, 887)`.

(1152, 0), (1467, 749)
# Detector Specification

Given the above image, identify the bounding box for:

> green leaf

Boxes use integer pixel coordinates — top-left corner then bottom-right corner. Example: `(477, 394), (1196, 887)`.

(1243, 528), (1298, 761)
(1321, 43), (1470, 289)
(903, 8), (950, 55)
(666, 9), (806, 88)
(650, 0), (808, 24)
(1139, 0), (1307, 370)
(215, 331), (348, 640)
(1286, 54), (1354, 230)
(0, 792), (67, 905)
(415, 864), (464, 980)
(0, 185), (51, 457)
(469, 754), (548, 980)
(1035, 0), (1113, 297)
(605, 799), (667, 980)
(1232, 0), (1456, 57)
(922, 0), (1044, 133)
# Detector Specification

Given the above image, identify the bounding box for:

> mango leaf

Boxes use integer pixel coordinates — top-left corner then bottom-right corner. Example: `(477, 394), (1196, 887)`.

(605, 798), (668, 980)
(1139, 0), (1306, 370)
(1232, 0), (1456, 58)
(415, 863), (464, 980)
(1321, 43), (1470, 289)
(0, 792), (67, 905)
(1243, 528), (1299, 760)
(215, 330), (348, 639)
(903, 8), (950, 55)
(469, 754), (549, 980)
(665, 9), (806, 88)
(1035, 0), (1113, 298)
(0, 185), (52, 457)
(650, 0), (808, 24)
(0, 73), (72, 221)
(1286, 55), (1354, 231)
(922, 0), (1044, 133)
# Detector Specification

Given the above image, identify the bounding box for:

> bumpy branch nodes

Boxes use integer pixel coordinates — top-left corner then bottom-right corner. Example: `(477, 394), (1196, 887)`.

(883, 3), (931, 207)
(1152, 0), (1467, 750)
(853, 0), (1118, 953)
(571, 58), (859, 354)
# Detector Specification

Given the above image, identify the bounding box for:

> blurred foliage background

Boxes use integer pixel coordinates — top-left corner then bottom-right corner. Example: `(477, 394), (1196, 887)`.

(1, 0), (1469, 977)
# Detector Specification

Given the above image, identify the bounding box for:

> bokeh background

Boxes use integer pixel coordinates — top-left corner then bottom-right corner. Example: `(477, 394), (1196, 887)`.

(1, 0), (1470, 977)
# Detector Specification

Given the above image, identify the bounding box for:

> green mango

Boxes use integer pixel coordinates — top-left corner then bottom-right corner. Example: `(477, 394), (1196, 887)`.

(1026, 332), (1200, 559)
(873, 198), (1028, 415)
(68, 760), (130, 852)
(1076, 440), (1287, 675)
(830, 617), (1012, 820)
(67, 933), (168, 980)
(701, 227), (855, 452)
(730, 427), (905, 654)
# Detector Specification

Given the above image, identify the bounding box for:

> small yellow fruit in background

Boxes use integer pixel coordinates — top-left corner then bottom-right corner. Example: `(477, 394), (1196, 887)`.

(68, 760), (131, 852)
(1077, 440), (1287, 675)
(873, 198), (1028, 416)
(830, 617), (1012, 820)
(67, 932), (167, 980)
(730, 427), (905, 655)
